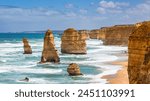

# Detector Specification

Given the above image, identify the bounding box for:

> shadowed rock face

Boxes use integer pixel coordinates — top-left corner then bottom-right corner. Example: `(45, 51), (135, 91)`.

(128, 21), (150, 84)
(22, 38), (32, 54)
(40, 29), (60, 63)
(89, 29), (100, 39)
(67, 63), (83, 76)
(61, 28), (87, 54)
(99, 25), (136, 45)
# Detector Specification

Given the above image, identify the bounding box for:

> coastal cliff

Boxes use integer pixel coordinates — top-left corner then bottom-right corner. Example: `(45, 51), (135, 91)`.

(99, 25), (136, 45)
(22, 38), (32, 54)
(61, 28), (87, 54)
(40, 29), (60, 63)
(128, 21), (150, 84)
(89, 29), (100, 39)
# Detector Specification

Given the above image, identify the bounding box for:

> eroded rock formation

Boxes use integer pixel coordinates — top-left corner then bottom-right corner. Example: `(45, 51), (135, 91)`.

(128, 21), (150, 84)
(89, 29), (100, 39)
(78, 30), (89, 40)
(99, 25), (136, 45)
(61, 28), (86, 54)
(40, 29), (60, 63)
(67, 63), (83, 76)
(22, 38), (32, 54)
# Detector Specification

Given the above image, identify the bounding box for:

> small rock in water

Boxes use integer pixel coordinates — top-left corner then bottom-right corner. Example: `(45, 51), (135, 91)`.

(20, 77), (29, 82)
(22, 38), (32, 54)
(67, 63), (83, 76)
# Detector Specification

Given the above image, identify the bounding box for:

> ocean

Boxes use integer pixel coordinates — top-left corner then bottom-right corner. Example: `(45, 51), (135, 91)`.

(0, 32), (127, 84)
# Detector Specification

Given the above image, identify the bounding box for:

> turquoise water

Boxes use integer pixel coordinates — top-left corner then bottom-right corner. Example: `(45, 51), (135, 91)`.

(0, 32), (127, 84)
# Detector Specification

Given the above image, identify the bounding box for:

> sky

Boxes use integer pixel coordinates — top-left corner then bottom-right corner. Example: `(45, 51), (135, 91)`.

(0, 0), (150, 32)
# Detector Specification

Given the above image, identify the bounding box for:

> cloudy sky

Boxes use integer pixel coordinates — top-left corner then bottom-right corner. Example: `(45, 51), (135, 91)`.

(0, 0), (150, 32)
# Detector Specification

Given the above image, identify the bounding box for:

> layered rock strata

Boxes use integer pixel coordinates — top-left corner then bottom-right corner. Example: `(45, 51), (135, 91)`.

(99, 25), (136, 45)
(67, 63), (83, 76)
(78, 30), (89, 40)
(128, 21), (150, 84)
(61, 28), (87, 54)
(89, 29), (100, 39)
(40, 29), (60, 63)
(22, 38), (32, 54)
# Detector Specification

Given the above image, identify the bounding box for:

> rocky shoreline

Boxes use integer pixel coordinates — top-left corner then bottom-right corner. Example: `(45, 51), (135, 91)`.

(20, 20), (150, 84)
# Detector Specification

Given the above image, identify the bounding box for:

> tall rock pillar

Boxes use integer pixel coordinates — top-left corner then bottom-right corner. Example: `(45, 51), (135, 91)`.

(40, 29), (60, 63)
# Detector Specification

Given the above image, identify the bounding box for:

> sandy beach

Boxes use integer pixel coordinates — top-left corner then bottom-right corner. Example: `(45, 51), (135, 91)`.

(102, 61), (129, 84)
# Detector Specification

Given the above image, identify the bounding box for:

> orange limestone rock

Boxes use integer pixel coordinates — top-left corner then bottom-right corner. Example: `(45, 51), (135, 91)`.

(78, 30), (89, 40)
(61, 28), (87, 54)
(128, 21), (150, 84)
(22, 38), (32, 54)
(67, 63), (83, 76)
(89, 29), (100, 39)
(99, 25), (136, 45)
(40, 29), (60, 63)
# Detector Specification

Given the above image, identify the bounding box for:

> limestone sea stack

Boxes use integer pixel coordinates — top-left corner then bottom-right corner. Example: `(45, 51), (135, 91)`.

(128, 21), (150, 84)
(78, 30), (90, 40)
(61, 28), (87, 54)
(22, 38), (32, 54)
(40, 29), (60, 63)
(89, 29), (100, 39)
(99, 25), (136, 45)
(67, 63), (83, 76)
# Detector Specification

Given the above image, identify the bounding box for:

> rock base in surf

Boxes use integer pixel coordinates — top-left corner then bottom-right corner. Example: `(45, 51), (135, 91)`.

(40, 29), (60, 63)
(67, 63), (83, 76)
(22, 38), (32, 54)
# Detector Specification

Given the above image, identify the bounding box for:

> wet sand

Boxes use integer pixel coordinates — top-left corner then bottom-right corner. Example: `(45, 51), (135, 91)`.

(102, 61), (129, 84)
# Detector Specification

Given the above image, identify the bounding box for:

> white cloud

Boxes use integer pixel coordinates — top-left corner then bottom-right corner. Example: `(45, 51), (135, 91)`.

(97, 0), (129, 14)
(108, 9), (122, 14)
(65, 3), (74, 9)
(99, 0), (129, 8)
(65, 12), (76, 17)
(127, 2), (150, 15)
(0, 6), (60, 17)
(99, 0), (116, 8)
(116, 2), (129, 7)
(97, 7), (106, 14)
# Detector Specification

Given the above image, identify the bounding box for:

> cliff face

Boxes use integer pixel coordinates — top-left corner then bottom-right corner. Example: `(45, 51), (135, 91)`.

(89, 29), (100, 39)
(99, 25), (136, 45)
(61, 28), (87, 54)
(78, 30), (89, 40)
(40, 29), (60, 63)
(128, 21), (150, 84)
(22, 38), (32, 54)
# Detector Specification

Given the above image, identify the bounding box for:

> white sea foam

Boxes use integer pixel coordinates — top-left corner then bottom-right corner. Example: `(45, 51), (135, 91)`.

(0, 65), (62, 74)
(0, 60), (7, 63)
(0, 70), (9, 73)
(29, 78), (51, 84)
(0, 43), (22, 48)
(86, 39), (103, 45)
(14, 68), (63, 74)
(0, 36), (128, 84)
(17, 78), (55, 84)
